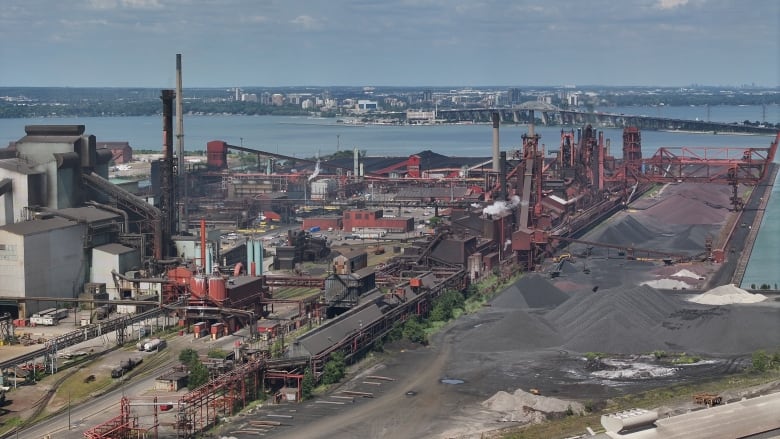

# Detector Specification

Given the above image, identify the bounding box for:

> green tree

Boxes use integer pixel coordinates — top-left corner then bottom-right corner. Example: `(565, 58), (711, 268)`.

(321, 351), (346, 385)
(301, 368), (315, 399)
(208, 348), (229, 359)
(402, 317), (428, 345)
(188, 361), (210, 389)
(427, 216), (442, 227)
(430, 289), (465, 322)
(179, 348), (199, 366)
(271, 338), (285, 358)
(752, 350), (770, 372)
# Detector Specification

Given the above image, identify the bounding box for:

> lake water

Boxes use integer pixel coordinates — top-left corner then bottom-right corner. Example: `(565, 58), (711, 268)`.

(0, 110), (776, 160)
(0, 105), (777, 286)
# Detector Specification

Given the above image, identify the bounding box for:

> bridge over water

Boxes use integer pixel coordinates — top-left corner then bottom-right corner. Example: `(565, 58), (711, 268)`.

(435, 103), (776, 135)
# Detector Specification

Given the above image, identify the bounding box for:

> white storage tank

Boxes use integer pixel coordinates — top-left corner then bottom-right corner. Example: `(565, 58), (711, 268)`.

(310, 179), (336, 200)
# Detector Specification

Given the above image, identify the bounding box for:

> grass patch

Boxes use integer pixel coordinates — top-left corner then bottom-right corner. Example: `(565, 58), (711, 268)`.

(0, 416), (23, 437)
(55, 368), (114, 401)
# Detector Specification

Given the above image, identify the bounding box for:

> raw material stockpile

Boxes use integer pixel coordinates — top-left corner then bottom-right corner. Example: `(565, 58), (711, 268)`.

(688, 284), (767, 305)
(588, 183), (731, 256)
(461, 274), (780, 356)
(545, 284), (682, 353)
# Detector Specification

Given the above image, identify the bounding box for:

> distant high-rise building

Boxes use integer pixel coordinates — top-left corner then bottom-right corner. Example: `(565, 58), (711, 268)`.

(509, 88), (523, 105)
(271, 94), (285, 106)
(422, 89), (433, 103)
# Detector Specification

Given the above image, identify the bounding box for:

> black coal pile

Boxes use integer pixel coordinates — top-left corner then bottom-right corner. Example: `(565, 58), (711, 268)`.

(545, 284), (681, 354)
(465, 271), (780, 356)
(490, 274), (570, 309)
(660, 304), (780, 355)
(458, 309), (564, 353)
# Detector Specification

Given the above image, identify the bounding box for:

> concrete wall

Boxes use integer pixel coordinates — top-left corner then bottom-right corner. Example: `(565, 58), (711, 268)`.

(91, 244), (141, 291)
(25, 224), (85, 302)
(0, 221), (85, 316)
(0, 232), (24, 299)
(0, 167), (46, 226)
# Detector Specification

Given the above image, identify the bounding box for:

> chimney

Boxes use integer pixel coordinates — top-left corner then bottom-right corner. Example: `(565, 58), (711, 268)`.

(492, 112), (500, 172)
(176, 54), (188, 232)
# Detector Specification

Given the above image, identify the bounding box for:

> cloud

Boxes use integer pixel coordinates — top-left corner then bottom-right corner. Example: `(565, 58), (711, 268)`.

(87, 0), (118, 9)
(655, 0), (689, 9)
(121, 0), (163, 9)
(87, 0), (163, 10)
(241, 15), (269, 24)
(290, 15), (323, 30)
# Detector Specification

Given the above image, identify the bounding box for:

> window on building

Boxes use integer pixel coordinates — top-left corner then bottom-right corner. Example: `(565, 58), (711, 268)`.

(356, 213), (362, 219)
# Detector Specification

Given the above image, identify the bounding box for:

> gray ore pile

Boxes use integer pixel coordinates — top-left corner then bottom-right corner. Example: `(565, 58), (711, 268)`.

(472, 273), (780, 355)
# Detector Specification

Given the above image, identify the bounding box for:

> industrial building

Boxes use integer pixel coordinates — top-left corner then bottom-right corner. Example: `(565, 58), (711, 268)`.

(0, 75), (777, 439)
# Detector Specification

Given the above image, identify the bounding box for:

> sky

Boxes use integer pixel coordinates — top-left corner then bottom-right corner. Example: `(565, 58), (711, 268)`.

(0, 0), (778, 88)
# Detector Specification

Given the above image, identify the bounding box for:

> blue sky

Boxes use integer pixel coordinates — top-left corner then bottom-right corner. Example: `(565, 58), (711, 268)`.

(1, 0), (777, 88)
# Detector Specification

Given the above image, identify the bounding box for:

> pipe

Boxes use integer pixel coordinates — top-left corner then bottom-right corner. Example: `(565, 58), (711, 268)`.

(53, 152), (81, 169)
(85, 201), (129, 233)
(492, 112), (500, 172)
(110, 269), (169, 283)
(206, 246), (213, 275)
(200, 218), (206, 271)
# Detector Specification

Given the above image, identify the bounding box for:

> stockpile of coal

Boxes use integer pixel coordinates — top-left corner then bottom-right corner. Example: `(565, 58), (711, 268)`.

(490, 273), (570, 309)
(588, 183), (730, 256)
(659, 305), (780, 355)
(546, 285), (682, 353)
(458, 309), (564, 353)
(460, 267), (780, 356)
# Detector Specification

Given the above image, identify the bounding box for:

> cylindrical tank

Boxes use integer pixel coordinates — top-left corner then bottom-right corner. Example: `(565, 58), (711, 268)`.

(190, 275), (207, 298)
(253, 240), (263, 276)
(246, 239), (254, 275)
(208, 276), (227, 302)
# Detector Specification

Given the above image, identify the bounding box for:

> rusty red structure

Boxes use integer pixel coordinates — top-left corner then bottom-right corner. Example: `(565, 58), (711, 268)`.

(507, 124), (779, 270)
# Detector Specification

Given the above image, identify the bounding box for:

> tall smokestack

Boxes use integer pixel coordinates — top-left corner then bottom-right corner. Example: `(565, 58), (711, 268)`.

(492, 112), (500, 172)
(160, 89), (176, 257)
(176, 54), (188, 233)
(353, 147), (359, 179)
(498, 151), (507, 201)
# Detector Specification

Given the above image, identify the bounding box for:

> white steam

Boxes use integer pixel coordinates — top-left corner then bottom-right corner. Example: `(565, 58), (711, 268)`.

(308, 159), (321, 181)
(482, 195), (521, 217)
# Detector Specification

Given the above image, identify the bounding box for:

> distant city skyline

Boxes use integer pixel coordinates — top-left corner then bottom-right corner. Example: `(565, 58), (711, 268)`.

(1, 0), (777, 88)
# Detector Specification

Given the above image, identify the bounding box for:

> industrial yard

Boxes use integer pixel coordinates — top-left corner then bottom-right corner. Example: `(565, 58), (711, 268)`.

(0, 75), (778, 439)
(215, 179), (780, 439)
